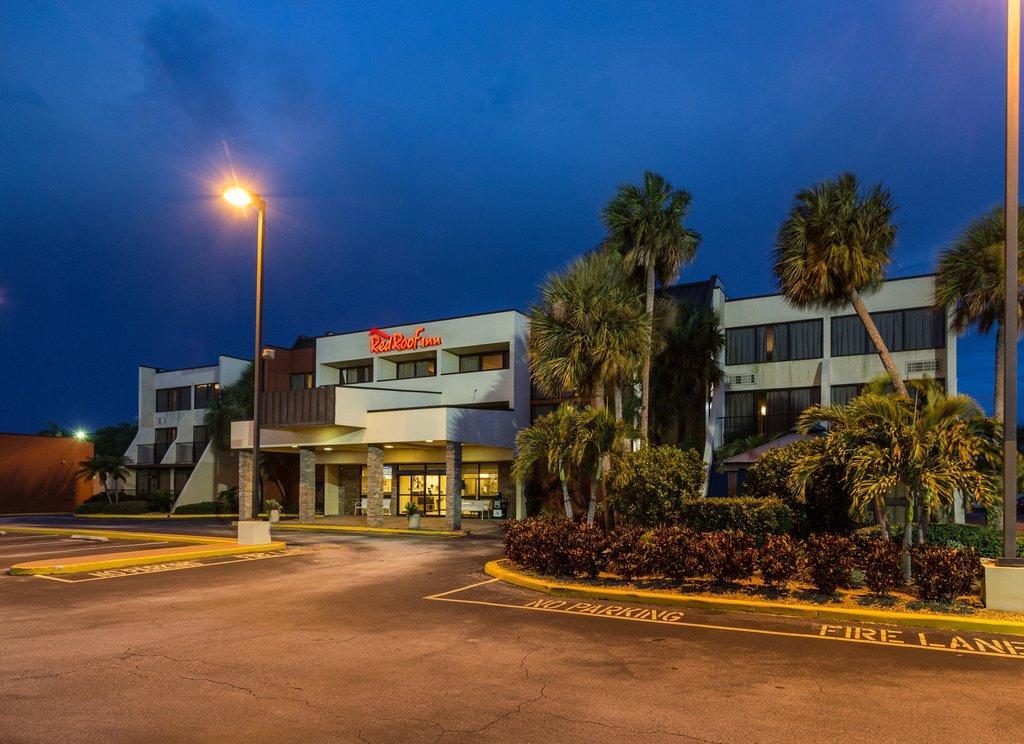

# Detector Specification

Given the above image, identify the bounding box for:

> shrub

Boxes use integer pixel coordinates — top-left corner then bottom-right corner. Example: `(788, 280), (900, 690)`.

(75, 500), (150, 515)
(912, 545), (979, 602)
(147, 490), (175, 513)
(803, 534), (855, 595)
(756, 534), (800, 588)
(173, 501), (231, 515)
(650, 526), (702, 582)
(605, 527), (655, 580)
(503, 517), (607, 578)
(699, 531), (756, 584)
(606, 446), (705, 527)
(217, 487), (239, 512)
(859, 538), (904, 595)
(924, 523), (1024, 558)
(677, 497), (795, 535)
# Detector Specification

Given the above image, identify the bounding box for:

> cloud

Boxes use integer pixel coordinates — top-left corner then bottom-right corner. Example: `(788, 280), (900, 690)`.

(137, 3), (249, 141)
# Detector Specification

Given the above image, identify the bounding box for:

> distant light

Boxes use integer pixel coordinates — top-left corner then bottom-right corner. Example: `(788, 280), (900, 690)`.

(384, 444), (394, 449)
(424, 440), (434, 443)
(223, 186), (254, 207)
(73, 429), (88, 441)
(759, 404), (767, 416)
(323, 447), (333, 451)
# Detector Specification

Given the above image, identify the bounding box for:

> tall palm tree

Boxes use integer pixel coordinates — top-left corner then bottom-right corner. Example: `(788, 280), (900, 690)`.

(650, 299), (725, 445)
(529, 251), (650, 410)
(794, 382), (991, 579)
(603, 171), (700, 440)
(571, 406), (632, 525)
(774, 173), (908, 397)
(513, 404), (582, 518)
(935, 205), (1024, 422)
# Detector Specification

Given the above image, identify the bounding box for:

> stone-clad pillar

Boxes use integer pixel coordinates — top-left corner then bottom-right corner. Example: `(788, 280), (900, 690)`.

(445, 441), (463, 531)
(366, 445), (384, 527)
(298, 448), (316, 523)
(238, 450), (254, 520)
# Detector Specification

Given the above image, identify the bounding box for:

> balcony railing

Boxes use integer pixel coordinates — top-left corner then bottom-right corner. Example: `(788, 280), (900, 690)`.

(136, 443), (173, 465)
(718, 413), (802, 445)
(174, 441), (209, 464)
(261, 386), (336, 428)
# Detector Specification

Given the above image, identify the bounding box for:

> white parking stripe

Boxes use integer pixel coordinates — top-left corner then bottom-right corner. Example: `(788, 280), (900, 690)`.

(0, 538), (84, 548)
(0, 541), (168, 559)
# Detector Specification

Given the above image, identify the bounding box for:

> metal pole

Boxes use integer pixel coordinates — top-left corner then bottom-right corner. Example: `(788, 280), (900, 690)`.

(251, 199), (266, 522)
(1005, 0), (1019, 560)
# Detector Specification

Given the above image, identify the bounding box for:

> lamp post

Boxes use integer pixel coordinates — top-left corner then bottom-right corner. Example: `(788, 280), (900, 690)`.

(223, 185), (266, 522)
(1005, 0), (1020, 560)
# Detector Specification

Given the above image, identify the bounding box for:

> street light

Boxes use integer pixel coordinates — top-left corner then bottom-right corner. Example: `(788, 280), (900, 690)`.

(223, 185), (266, 523)
(1005, 1), (1020, 562)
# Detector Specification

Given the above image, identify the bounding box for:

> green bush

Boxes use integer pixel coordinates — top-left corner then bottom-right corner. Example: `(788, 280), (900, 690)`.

(217, 487), (239, 512)
(803, 534), (855, 594)
(75, 500), (150, 515)
(146, 490), (175, 513)
(606, 446), (705, 527)
(699, 531), (756, 584)
(650, 526), (702, 582)
(856, 523), (1024, 559)
(604, 527), (655, 580)
(859, 538), (904, 595)
(173, 501), (231, 515)
(912, 545), (979, 602)
(756, 534), (800, 588)
(503, 517), (607, 578)
(677, 497), (795, 535)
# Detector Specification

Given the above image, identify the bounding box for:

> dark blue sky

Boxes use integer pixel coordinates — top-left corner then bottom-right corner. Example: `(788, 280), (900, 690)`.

(0, 1), (1018, 433)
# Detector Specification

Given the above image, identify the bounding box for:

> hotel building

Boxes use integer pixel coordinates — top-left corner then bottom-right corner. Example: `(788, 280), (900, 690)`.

(129, 274), (955, 518)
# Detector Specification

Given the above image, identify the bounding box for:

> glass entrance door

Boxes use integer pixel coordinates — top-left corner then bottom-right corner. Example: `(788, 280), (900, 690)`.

(398, 465), (447, 516)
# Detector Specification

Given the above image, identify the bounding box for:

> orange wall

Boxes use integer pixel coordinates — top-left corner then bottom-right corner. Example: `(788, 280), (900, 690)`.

(0, 434), (95, 513)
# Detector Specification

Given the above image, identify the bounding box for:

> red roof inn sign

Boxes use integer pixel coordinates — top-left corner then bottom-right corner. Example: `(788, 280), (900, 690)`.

(368, 326), (442, 354)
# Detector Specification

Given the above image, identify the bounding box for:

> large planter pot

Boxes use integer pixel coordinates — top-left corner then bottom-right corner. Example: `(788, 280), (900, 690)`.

(269, 509), (281, 523)
(408, 514), (422, 529)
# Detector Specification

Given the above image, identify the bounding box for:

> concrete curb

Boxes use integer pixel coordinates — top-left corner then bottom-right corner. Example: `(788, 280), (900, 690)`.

(2, 526), (286, 576)
(484, 559), (1024, 638)
(75, 513), (300, 520)
(272, 523), (468, 538)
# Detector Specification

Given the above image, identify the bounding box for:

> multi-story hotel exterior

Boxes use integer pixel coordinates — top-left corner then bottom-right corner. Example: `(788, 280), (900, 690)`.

(125, 273), (956, 517)
(123, 356), (249, 505)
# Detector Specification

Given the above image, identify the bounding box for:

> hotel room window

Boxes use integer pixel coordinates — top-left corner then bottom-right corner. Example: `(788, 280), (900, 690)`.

(290, 372), (314, 390)
(193, 383), (218, 409)
(156, 385), (191, 412)
(340, 365), (372, 385)
(459, 350), (509, 373)
(396, 358), (436, 379)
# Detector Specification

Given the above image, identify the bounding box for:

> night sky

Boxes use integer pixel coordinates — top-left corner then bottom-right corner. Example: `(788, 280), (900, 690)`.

(1, 1), (1020, 433)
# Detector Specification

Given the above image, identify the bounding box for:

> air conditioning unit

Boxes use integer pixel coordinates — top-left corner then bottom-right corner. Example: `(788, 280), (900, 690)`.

(728, 373), (756, 385)
(907, 360), (940, 374)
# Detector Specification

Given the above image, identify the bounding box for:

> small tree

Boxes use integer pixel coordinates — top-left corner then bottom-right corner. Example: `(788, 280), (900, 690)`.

(571, 407), (633, 525)
(605, 445), (705, 527)
(514, 405), (583, 519)
(77, 454), (133, 503)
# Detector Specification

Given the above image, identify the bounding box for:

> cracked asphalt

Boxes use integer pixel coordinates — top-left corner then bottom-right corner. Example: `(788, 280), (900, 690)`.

(2, 520), (1023, 743)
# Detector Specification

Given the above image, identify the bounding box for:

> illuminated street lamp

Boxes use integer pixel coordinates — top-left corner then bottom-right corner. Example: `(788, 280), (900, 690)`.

(1004, 2), (1020, 561)
(73, 429), (88, 441)
(223, 185), (266, 523)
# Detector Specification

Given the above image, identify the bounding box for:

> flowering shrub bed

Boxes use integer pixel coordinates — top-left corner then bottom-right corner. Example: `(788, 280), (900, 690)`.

(504, 517), (982, 602)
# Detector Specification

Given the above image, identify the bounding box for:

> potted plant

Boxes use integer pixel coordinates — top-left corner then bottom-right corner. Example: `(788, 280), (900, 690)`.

(405, 501), (422, 529)
(265, 498), (281, 523)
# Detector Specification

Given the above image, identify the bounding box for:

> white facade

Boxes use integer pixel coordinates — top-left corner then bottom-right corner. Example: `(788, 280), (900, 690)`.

(125, 356), (248, 507)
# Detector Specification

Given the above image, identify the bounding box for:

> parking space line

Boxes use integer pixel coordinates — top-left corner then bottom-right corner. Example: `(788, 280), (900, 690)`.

(0, 541), (168, 559)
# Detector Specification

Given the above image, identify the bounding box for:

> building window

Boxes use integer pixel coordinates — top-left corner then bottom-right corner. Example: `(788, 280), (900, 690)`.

(726, 320), (822, 365)
(830, 384), (862, 407)
(156, 386), (190, 412)
(830, 307), (944, 357)
(459, 350), (509, 373)
(721, 386), (820, 444)
(193, 383), (218, 409)
(290, 372), (314, 390)
(154, 427), (177, 461)
(396, 358), (436, 379)
(340, 365), (372, 385)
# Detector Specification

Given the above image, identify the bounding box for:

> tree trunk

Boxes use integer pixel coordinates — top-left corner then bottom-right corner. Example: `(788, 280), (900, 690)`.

(640, 262), (656, 442)
(902, 494), (915, 581)
(917, 501), (930, 546)
(614, 383), (623, 423)
(995, 321), (1006, 423)
(586, 477), (598, 526)
(558, 466), (573, 519)
(850, 288), (909, 397)
(874, 495), (888, 536)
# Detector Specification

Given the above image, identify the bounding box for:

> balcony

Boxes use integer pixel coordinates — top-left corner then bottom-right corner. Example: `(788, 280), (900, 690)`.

(136, 442), (171, 465)
(261, 386), (336, 428)
(718, 413), (801, 445)
(174, 441), (209, 464)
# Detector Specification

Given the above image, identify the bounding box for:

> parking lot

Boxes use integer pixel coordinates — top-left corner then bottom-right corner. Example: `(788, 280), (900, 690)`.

(3, 520), (1024, 743)
(0, 531), (179, 571)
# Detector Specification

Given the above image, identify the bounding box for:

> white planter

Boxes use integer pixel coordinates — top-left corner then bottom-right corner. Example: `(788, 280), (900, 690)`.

(269, 509), (281, 523)
(408, 514), (422, 529)
(237, 520), (272, 546)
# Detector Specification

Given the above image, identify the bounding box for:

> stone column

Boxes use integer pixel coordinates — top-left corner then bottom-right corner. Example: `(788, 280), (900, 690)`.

(366, 445), (384, 527)
(445, 441), (463, 531)
(298, 448), (316, 523)
(238, 450), (254, 520)
(340, 465), (360, 516)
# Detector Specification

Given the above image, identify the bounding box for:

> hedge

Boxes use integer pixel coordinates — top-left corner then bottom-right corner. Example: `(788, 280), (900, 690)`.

(173, 501), (233, 515)
(676, 497), (795, 535)
(75, 500), (151, 515)
(857, 523), (1024, 558)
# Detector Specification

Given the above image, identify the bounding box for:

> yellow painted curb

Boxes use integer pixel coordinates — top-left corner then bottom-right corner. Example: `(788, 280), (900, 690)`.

(484, 559), (1024, 638)
(2, 525), (286, 576)
(0, 512), (71, 517)
(75, 512), (299, 520)
(272, 523), (468, 538)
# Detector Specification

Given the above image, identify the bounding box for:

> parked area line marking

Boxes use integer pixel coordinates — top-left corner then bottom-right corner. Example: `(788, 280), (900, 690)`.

(32, 547), (306, 583)
(425, 581), (1024, 662)
(0, 541), (168, 559)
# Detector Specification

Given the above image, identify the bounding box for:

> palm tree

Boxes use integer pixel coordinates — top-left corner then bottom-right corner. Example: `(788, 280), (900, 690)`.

(206, 363), (253, 449)
(513, 404), (582, 518)
(603, 171), (700, 440)
(650, 299), (724, 446)
(935, 205), (1024, 422)
(794, 382), (992, 579)
(774, 173), (908, 397)
(529, 251), (650, 410)
(571, 406), (632, 525)
(77, 454), (133, 503)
